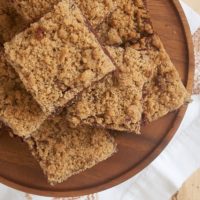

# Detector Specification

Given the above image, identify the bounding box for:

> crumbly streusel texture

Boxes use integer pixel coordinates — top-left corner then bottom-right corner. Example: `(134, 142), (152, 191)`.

(8, 0), (60, 22)
(67, 45), (154, 133)
(0, 50), (46, 137)
(66, 0), (154, 133)
(25, 111), (116, 185)
(10, 0), (117, 27)
(143, 36), (189, 122)
(67, 0), (188, 131)
(75, 0), (117, 28)
(0, 0), (27, 43)
(5, 0), (188, 134)
(95, 0), (153, 46)
(5, 0), (116, 114)
(75, 0), (153, 46)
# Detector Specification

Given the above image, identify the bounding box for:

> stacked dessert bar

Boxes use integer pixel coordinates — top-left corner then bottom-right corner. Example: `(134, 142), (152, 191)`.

(0, 0), (188, 185)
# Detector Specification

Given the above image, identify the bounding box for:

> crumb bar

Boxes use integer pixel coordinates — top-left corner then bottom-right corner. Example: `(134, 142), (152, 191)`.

(67, 0), (188, 131)
(75, 0), (117, 28)
(142, 36), (189, 122)
(66, 0), (154, 134)
(5, 0), (116, 114)
(67, 45), (153, 133)
(8, 0), (60, 22)
(0, 50), (46, 137)
(25, 110), (116, 185)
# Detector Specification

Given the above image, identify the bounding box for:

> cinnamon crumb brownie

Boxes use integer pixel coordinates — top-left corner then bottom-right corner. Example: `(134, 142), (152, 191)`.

(8, 0), (60, 22)
(0, 50), (46, 137)
(5, 0), (116, 114)
(25, 111), (117, 185)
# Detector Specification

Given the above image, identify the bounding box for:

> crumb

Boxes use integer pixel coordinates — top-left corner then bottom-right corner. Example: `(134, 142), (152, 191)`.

(0, 50), (46, 137)
(25, 109), (117, 185)
(5, 0), (116, 114)
(70, 0), (189, 129)
(8, 0), (60, 22)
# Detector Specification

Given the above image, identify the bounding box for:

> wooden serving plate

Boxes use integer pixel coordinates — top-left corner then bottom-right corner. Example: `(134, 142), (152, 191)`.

(0, 0), (194, 197)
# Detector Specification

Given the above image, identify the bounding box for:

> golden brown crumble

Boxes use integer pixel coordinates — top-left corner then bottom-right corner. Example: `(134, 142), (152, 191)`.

(65, 0), (155, 134)
(0, 50), (46, 137)
(71, 0), (188, 129)
(5, 0), (188, 135)
(25, 109), (116, 185)
(8, 0), (60, 22)
(5, 0), (116, 114)
(143, 36), (189, 122)
(67, 45), (154, 133)
(95, 0), (153, 45)
(75, 0), (117, 28)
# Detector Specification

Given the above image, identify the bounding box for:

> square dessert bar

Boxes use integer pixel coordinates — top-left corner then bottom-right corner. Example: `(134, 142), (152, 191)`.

(0, 50), (46, 137)
(8, 0), (60, 22)
(142, 36), (189, 122)
(66, 0), (188, 133)
(65, 0), (155, 134)
(67, 45), (153, 134)
(5, 0), (116, 114)
(25, 110), (116, 185)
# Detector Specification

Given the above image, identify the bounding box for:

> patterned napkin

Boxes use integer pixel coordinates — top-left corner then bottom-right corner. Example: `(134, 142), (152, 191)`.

(1, 1), (200, 200)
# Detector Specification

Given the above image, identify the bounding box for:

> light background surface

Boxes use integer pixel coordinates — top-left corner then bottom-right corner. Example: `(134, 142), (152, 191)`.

(183, 0), (200, 14)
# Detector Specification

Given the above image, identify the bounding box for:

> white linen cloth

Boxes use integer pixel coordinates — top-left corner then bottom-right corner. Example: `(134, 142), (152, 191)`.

(1, 1), (200, 200)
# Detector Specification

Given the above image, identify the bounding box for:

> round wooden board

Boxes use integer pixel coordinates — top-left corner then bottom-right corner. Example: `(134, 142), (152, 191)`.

(0, 0), (194, 197)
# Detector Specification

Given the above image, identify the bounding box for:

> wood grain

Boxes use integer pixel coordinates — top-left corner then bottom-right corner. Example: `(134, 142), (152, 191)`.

(0, 0), (194, 197)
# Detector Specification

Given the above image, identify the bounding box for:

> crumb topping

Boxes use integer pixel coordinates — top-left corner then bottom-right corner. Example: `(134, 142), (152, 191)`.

(25, 110), (116, 184)
(8, 0), (60, 21)
(0, 50), (46, 137)
(5, 0), (115, 114)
